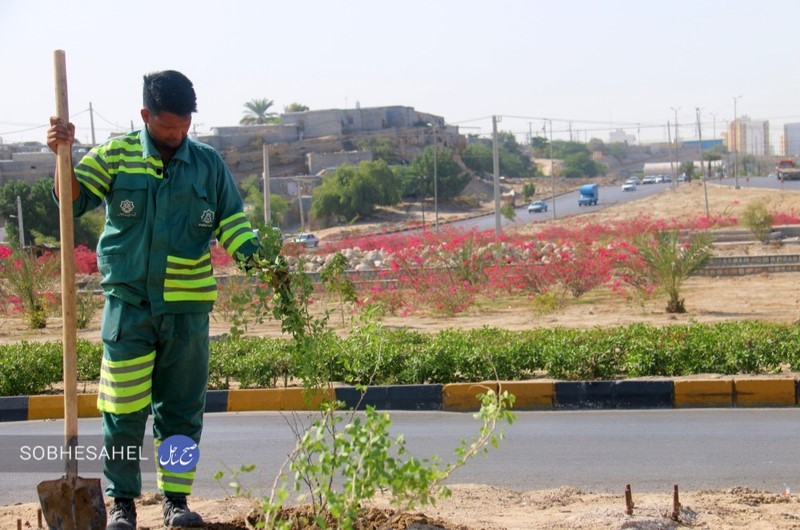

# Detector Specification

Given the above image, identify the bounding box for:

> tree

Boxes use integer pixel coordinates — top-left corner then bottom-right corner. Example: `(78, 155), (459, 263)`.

(551, 140), (589, 159)
(356, 137), (397, 163)
(522, 183), (536, 201)
(561, 152), (606, 179)
(284, 102), (309, 113)
(0, 178), (101, 249)
(462, 140), (534, 179)
(409, 146), (470, 200)
(529, 136), (550, 158)
(461, 142), (494, 174)
(239, 174), (289, 229)
(633, 229), (712, 313)
(310, 160), (404, 224)
(680, 161), (695, 180)
(240, 98), (278, 125)
(587, 138), (606, 154)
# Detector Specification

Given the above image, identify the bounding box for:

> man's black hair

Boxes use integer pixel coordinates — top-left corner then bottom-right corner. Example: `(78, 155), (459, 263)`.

(142, 70), (198, 115)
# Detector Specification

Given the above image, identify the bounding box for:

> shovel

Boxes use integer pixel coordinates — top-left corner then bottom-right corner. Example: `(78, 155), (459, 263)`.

(37, 49), (107, 530)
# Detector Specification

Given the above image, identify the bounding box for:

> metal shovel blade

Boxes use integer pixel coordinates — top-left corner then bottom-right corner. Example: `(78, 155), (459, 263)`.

(37, 475), (106, 530)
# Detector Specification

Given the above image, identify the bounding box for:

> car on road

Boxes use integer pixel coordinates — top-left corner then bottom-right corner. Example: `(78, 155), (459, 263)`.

(621, 181), (637, 192)
(527, 200), (548, 213)
(291, 232), (320, 248)
(642, 175), (658, 185)
(626, 177), (641, 185)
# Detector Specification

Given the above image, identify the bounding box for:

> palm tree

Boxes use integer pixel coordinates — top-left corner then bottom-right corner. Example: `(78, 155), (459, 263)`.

(240, 98), (277, 125)
(634, 229), (712, 313)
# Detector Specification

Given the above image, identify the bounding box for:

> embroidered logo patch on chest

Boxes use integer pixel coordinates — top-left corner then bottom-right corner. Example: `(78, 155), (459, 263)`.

(200, 209), (214, 227)
(119, 199), (135, 217)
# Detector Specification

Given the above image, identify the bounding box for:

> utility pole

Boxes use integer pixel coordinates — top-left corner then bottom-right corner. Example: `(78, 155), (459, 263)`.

(296, 178), (305, 232)
(671, 107), (681, 182)
(433, 125), (438, 230)
(734, 98), (741, 186)
(549, 119), (556, 220)
(492, 115), (501, 236)
(667, 121), (676, 186)
(697, 108), (709, 216)
(88, 102), (96, 145)
(710, 112), (717, 140)
(15, 195), (24, 248)
(262, 144), (271, 226)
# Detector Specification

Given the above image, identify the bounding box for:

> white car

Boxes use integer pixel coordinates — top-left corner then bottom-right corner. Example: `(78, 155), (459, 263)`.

(291, 233), (320, 248)
(621, 181), (637, 192)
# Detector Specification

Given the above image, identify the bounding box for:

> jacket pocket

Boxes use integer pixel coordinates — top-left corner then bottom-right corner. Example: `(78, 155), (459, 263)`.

(108, 174), (148, 222)
(101, 295), (126, 343)
(189, 181), (215, 234)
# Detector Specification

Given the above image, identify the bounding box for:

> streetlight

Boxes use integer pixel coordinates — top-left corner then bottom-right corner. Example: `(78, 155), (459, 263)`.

(670, 107), (681, 180)
(733, 95), (743, 189)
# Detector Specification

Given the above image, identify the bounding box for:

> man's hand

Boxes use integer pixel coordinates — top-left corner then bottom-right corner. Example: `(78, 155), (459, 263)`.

(270, 267), (290, 292)
(47, 116), (75, 154)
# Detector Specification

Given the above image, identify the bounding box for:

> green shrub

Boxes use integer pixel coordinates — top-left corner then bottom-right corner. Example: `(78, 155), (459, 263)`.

(740, 201), (774, 243)
(0, 341), (61, 396)
(76, 339), (103, 381)
(6, 320), (800, 396)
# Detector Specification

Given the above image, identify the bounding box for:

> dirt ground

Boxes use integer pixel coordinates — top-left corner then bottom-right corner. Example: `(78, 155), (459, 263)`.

(5, 180), (800, 529)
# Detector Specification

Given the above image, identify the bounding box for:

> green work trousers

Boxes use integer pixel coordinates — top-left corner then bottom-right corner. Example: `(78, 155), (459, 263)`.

(98, 295), (209, 499)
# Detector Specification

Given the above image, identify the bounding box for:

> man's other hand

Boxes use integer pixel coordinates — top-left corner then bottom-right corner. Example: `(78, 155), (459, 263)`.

(47, 116), (75, 154)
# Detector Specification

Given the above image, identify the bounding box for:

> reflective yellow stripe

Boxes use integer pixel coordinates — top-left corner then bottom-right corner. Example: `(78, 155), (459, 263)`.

(165, 254), (217, 302)
(214, 213), (256, 256)
(154, 441), (196, 494)
(97, 351), (155, 414)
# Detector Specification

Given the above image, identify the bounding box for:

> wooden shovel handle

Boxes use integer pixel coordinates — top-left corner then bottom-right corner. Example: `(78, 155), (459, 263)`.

(54, 50), (79, 478)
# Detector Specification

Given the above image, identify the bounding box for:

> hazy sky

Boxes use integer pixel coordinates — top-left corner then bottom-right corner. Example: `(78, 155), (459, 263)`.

(2, 0), (799, 149)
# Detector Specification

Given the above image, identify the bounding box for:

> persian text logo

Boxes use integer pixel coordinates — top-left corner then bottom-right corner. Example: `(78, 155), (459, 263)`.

(157, 434), (199, 473)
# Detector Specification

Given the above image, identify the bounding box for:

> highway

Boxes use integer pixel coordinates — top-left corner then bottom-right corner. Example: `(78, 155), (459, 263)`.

(3, 408), (800, 503)
(452, 174), (800, 233)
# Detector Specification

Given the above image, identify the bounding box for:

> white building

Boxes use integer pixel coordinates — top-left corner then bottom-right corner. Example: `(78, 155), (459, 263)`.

(783, 123), (800, 157)
(727, 116), (770, 156)
(609, 128), (636, 145)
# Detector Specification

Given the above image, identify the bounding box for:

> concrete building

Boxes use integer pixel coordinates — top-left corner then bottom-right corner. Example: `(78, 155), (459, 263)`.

(727, 116), (770, 156)
(609, 128), (636, 145)
(783, 123), (800, 157)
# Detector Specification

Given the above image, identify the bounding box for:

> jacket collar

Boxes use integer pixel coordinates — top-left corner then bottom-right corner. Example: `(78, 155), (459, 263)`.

(141, 127), (190, 163)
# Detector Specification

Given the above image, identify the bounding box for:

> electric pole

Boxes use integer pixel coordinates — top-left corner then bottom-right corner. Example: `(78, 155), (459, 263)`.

(88, 102), (96, 145)
(262, 144), (271, 226)
(492, 115), (501, 236)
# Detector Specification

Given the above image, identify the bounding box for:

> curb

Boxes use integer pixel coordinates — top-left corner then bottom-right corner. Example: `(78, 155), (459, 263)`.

(2, 377), (799, 422)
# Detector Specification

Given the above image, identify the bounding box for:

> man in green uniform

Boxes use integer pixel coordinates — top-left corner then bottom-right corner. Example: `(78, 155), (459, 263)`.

(48, 70), (272, 529)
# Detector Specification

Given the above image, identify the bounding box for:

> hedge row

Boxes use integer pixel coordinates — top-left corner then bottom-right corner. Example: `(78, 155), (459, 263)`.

(2, 321), (800, 397)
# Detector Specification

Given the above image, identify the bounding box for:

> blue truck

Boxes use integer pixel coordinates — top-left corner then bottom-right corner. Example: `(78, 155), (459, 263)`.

(578, 183), (599, 206)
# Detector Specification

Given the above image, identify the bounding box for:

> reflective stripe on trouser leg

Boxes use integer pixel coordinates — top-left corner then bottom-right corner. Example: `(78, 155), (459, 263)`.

(152, 312), (210, 495)
(97, 351), (155, 413)
(154, 438), (196, 495)
(100, 297), (159, 498)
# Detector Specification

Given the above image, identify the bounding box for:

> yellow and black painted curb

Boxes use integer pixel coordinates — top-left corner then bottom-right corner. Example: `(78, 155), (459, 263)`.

(2, 378), (799, 422)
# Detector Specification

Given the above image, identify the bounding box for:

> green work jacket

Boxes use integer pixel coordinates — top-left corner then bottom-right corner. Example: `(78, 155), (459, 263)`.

(67, 128), (259, 315)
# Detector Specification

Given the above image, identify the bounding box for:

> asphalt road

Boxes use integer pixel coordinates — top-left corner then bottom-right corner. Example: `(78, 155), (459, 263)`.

(3, 408), (800, 504)
(453, 173), (800, 233)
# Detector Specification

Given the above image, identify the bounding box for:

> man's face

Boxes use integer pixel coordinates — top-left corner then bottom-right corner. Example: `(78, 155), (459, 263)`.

(141, 109), (191, 150)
